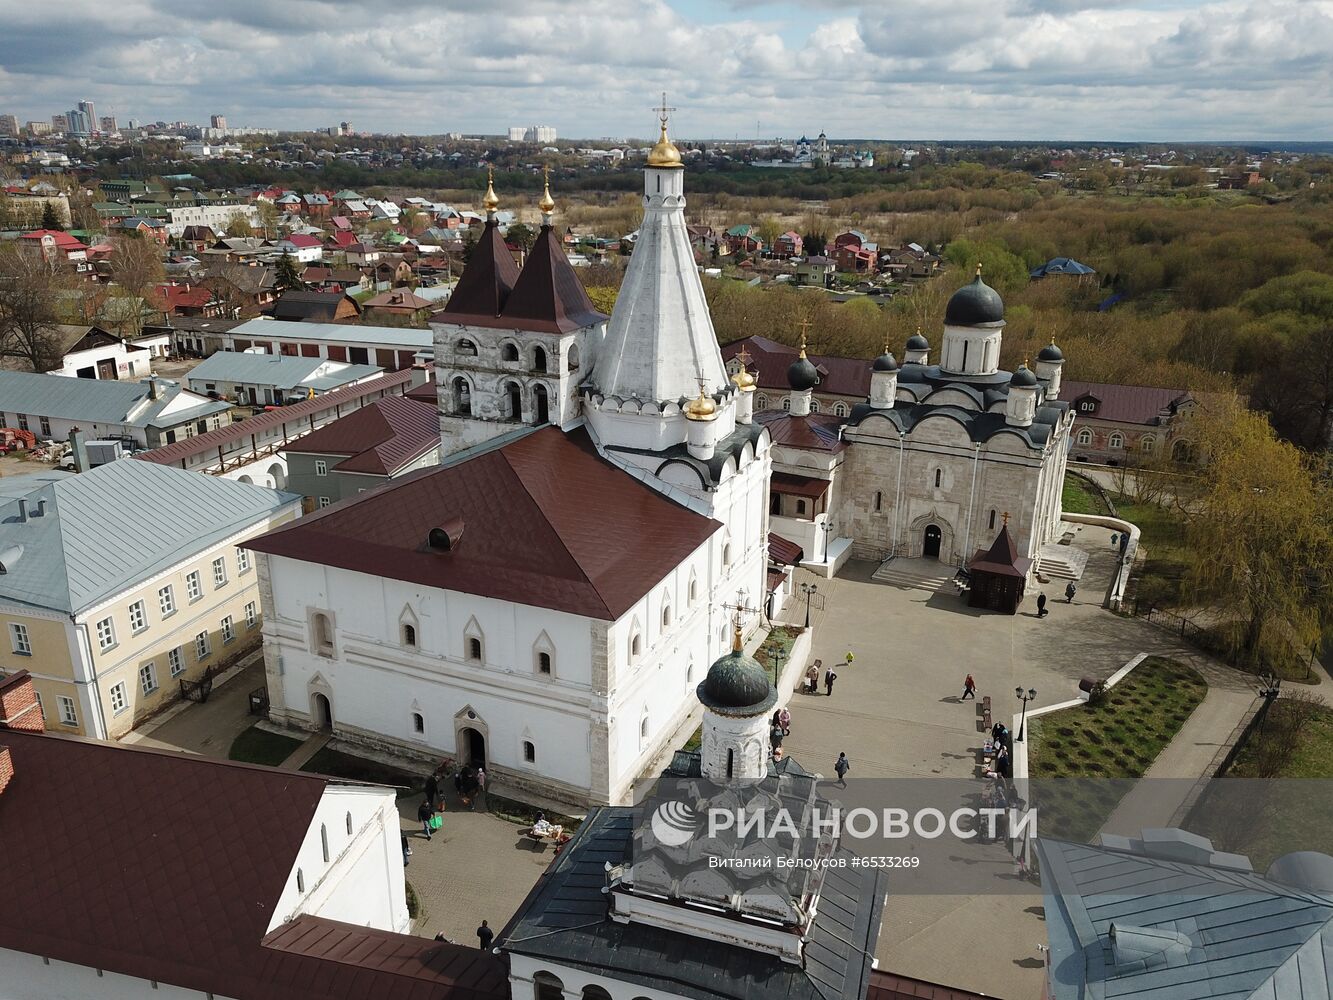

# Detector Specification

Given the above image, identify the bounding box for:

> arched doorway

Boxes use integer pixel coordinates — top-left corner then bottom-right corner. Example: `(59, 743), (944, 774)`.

(267, 462), (286, 490)
(459, 727), (486, 767)
(312, 692), (333, 730)
(533, 384), (550, 425)
(923, 524), (942, 559)
(452, 377), (471, 416)
(505, 382), (522, 422)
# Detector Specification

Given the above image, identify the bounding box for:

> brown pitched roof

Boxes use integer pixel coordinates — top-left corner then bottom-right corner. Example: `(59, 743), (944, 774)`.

(0, 729), (505, 1000)
(1060, 380), (1192, 426)
(723, 336), (871, 398)
(768, 532), (804, 566)
(285, 395), (440, 476)
(755, 409), (847, 452)
(270, 290), (362, 322)
(499, 223), (607, 334)
(867, 969), (989, 1000)
(245, 426), (720, 620)
(440, 218), (519, 323)
(967, 523), (1031, 578)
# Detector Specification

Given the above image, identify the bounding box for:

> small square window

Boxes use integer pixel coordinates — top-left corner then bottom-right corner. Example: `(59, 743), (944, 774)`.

(523, 740), (536, 763)
(212, 557), (227, 588)
(57, 695), (78, 726)
(109, 682), (128, 714)
(195, 631), (211, 660)
(314, 460), (328, 477)
(158, 585), (176, 617)
(168, 647), (185, 676)
(9, 622), (31, 656)
(237, 547), (251, 573)
(95, 617), (116, 651)
(139, 663), (158, 695)
(244, 602), (257, 629)
(318, 497), (331, 508)
(221, 615), (235, 644)
(128, 600), (147, 634)
(186, 571), (202, 602)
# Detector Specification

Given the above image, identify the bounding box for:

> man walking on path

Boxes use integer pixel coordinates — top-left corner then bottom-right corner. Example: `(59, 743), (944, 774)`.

(476, 920), (494, 951)
(1065, 581), (1077, 603)
(962, 674), (976, 700)
(1037, 593), (1048, 618)
(424, 770), (439, 811)
(824, 664), (838, 696)
(417, 797), (434, 841)
(806, 661), (820, 695)
(834, 752), (850, 787)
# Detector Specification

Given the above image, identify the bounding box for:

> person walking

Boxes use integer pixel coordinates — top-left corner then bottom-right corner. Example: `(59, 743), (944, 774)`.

(962, 673), (976, 700)
(778, 706), (791, 735)
(475, 766), (487, 811)
(424, 770), (440, 811)
(770, 720), (785, 751)
(1037, 592), (1048, 618)
(806, 661), (820, 695)
(401, 834), (411, 866)
(1110, 533), (1118, 548)
(1064, 581), (1077, 603)
(834, 751), (850, 788)
(417, 796), (434, 841)
(476, 920), (494, 951)
(824, 663), (838, 696)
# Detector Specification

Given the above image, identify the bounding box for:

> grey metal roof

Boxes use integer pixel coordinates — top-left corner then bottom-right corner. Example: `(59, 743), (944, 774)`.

(0, 371), (229, 429)
(229, 319), (433, 350)
(1038, 836), (1333, 1000)
(0, 459), (300, 615)
(186, 352), (381, 390)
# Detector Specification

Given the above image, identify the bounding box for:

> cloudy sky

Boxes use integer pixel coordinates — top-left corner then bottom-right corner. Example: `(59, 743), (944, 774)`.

(1, 0), (1330, 141)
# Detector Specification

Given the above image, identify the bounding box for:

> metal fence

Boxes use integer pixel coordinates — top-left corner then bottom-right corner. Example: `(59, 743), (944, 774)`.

(1132, 600), (1205, 643)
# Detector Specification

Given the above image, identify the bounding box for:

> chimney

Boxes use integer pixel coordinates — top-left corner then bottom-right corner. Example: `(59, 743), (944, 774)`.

(69, 428), (89, 473)
(409, 365), (429, 389)
(16, 499), (26, 523)
(0, 671), (45, 733)
(36, 499), (46, 517)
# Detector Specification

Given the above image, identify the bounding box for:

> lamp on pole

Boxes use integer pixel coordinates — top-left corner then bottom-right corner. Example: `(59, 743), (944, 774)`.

(800, 582), (818, 629)
(769, 646), (787, 687)
(1015, 687), (1037, 742)
(818, 520), (834, 564)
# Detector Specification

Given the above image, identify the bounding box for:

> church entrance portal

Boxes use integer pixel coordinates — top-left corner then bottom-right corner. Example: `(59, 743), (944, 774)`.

(460, 727), (486, 768)
(923, 524), (942, 559)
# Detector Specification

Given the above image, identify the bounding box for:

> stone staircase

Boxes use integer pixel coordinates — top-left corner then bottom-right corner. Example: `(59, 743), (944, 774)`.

(871, 556), (956, 593)
(1036, 543), (1089, 581)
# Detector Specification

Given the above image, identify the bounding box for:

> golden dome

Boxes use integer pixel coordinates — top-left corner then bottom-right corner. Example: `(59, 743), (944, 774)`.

(482, 165), (499, 213)
(647, 119), (683, 169)
(730, 346), (757, 390)
(538, 166), (555, 215)
(684, 388), (718, 421)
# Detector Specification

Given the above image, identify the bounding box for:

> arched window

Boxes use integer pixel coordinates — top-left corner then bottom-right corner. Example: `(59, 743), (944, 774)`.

(630, 629), (642, 660)
(795, 498), (807, 516)
(531, 345), (548, 372)
(1076, 428), (1093, 445)
(312, 612), (334, 657)
(582, 985), (612, 1000)
(345, 811), (353, 835)
(456, 338), (477, 357)
(782, 397), (791, 411)
(504, 381), (522, 421)
(662, 602), (672, 628)
(402, 623), (416, 647)
(873, 490), (882, 512)
(296, 868), (305, 893)
(567, 344), (580, 370)
(723, 542), (733, 566)
(537, 651), (552, 674)
(452, 376), (471, 416)
(1141, 436), (1155, 453)
(523, 740), (536, 763)
(500, 342), (519, 362)
(934, 468), (942, 488)
(756, 394), (769, 409)
(533, 972), (563, 1000)
(834, 402), (848, 417)
(1172, 439), (1194, 463)
(1108, 432), (1124, 449)
(810, 399), (820, 413)
(467, 636), (483, 661)
(988, 509), (997, 530)
(689, 574), (698, 604)
(412, 711), (425, 734)
(321, 823), (329, 862)
(640, 713), (650, 744)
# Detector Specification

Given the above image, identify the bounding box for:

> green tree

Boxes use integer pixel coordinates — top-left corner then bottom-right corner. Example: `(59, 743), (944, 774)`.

(757, 216), (784, 250)
(225, 212), (254, 238)
(506, 223), (536, 254)
(40, 201), (63, 231)
(275, 252), (304, 292)
(256, 200), (281, 239)
(802, 230), (827, 256)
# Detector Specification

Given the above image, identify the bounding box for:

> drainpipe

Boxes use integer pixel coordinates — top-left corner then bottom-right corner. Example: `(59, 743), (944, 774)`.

(962, 442), (981, 565)
(892, 435), (905, 557)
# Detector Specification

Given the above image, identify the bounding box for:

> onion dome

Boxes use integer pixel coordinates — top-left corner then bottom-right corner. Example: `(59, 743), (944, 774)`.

(647, 117), (683, 169)
(730, 346), (757, 391)
(482, 166), (500, 213)
(906, 330), (930, 351)
(537, 166), (556, 216)
(945, 264), (1005, 326)
(696, 625), (777, 717)
(873, 345), (898, 372)
(1037, 337), (1063, 362)
(787, 326), (818, 391)
(1010, 362), (1038, 388)
(684, 387), (718, 421)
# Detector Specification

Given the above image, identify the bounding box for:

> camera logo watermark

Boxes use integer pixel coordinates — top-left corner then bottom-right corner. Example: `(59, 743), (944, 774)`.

(650, 799), (702, 847)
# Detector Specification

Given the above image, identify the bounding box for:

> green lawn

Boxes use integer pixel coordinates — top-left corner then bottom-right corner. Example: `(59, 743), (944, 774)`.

(1113, 496), (1192, 609)
(301, 747), (423, 797)
(1061, 473), (1108, 515)
(753, 625), (803, 683)
(228, 725), (303, 766)
(1029, 656), (1208, 841)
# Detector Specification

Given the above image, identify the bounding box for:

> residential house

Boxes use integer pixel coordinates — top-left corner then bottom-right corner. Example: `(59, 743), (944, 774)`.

(17, 229), (90, 274)
(202, 236), (269, 262)
(3, 325), (154, 380)
(362, 288), (435, 326)
(724, 223), (762, 255)
(833, 243), (876, 273)
(773, 231), (803, 258)
(0, 460), (301, 739)
(722, 335), (871, 417)
(0, 370), (231, 448)
(282, 394), (441, 508)
(796, 255), (836, 287)
(0, 674), (503, 1000)
(300, 266), (367, 293)
(1063, 379), (1198, 464)
(178, 224), (216, 251)
(186, 351), (383, 406)
(268, 290), (362, 324)
(276, 233), (325, 263)
(275, 192), (303, 215)
(151, 282), (225, 319)
(326, 229), (357, 250)
(371, 257), (413, 289)
(885, 243), (942, 279)
(346, 242), (381, 266)
(115, 217), (170, 245)
(301, 193), (331, 218)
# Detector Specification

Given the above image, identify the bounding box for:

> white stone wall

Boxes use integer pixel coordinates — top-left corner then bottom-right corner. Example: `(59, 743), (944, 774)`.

(0, 950), (235, 1000)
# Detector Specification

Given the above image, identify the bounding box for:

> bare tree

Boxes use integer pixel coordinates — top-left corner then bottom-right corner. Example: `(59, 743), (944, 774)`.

(107, 235), (166, 336)
(0, 245), (69, 372)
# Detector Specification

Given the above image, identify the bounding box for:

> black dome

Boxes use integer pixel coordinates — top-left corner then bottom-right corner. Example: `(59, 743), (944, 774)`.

(945, 274), (1005, 326)
(873, 350), (898, 372)
(697, 648), (776, 717)
(1010, 365), (1038, 388)
(906, 333), (929, 351)
(1037, 341), (1064, 362)
(787, 355), (818, 391)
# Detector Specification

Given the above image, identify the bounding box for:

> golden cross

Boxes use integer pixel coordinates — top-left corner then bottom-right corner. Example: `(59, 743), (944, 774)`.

(653, 92), (677, 127)
(1002, 511), (1010, 526)
(735, 345), (752, 367)
(798, 317), (812, 354)
(721, 590), (759, 631)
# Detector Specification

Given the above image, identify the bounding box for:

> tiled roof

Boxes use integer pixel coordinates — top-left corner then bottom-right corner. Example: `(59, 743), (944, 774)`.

(755, 409), (847, 451)
(723, 336), (871, 398)
(0, 729), (505, 1000)
(284, 395), (440, 476)
(768, 532), (804, 565)
(440, 218), (519, 322)
(866, 971), (988, 1000)
(0, 458), (299, 614)
(498, 223), (607, 334)
(245, 426), (719, 620)
(1060, 380), (1191, 426)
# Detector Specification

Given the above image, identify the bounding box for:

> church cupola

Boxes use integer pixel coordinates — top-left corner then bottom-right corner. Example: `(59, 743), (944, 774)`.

(940, 265), (1006, 377)
(904, 328), (929, 365)
(730, 345), (757, 425)
(1006, 361), (1039, 427)
(684, 386), (720, 459)
(698, 620), (777, 785)
(1036, 337), (1065, 399)
(787, 325), (818, 417)
(870, 346), (897, 410)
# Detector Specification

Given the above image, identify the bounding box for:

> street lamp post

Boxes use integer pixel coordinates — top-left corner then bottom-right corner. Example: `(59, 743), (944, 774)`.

(1015, 687), (1037, 742)
(801, 582), (818, 629)
(769, 647), (786, 686)
(819, 521), (834, 564)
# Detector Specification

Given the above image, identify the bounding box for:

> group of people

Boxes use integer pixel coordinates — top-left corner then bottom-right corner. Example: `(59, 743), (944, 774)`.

(769, 706), (792, 758)
(1035, 581), (1078, 619)
(803, 658), (839, 696)
(413, 759), (488, 843)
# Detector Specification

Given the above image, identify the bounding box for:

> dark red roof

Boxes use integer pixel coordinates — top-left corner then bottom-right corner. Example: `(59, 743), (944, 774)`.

(499, 223), (607, 334)
(967, 523), (1032, 579)
(441, 218), (519, 322)
(0, 729), (505, 1000)
(867, 969), (989, 1000)
(152, 283), (216, 311)
(723, 336), (871, 398)
(755, 409), (846, 452)
(245, 426), (720, 620)
(770, 472), (832, 500)
(768, 532), (804, 565)
(285, 395), (439, 475)
(1061, 380), (1191, 426)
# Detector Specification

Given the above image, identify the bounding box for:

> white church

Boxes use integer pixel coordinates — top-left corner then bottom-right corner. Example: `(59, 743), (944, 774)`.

(246, 111), (1074, 807)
